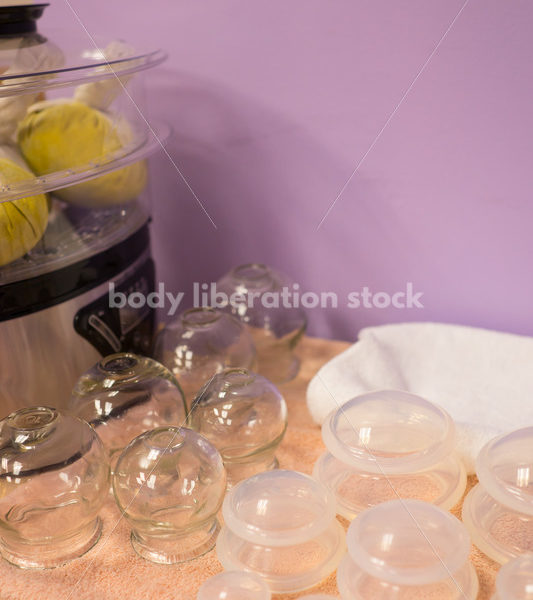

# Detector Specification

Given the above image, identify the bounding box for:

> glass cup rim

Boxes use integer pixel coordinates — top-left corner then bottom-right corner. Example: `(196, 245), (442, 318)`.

(5, 405), (58, 432)
(181, 307), (222, 327)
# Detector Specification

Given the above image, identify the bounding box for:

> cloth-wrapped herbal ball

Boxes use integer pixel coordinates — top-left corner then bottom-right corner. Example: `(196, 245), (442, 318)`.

(0, 153), (48, 267)
(17, 100), (147, 208)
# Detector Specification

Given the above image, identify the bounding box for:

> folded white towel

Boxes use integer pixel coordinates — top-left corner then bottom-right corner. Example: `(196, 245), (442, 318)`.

(307, 322), (533, 474)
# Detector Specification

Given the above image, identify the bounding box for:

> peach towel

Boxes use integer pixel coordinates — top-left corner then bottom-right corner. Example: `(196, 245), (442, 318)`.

(0, 337), (499, 600)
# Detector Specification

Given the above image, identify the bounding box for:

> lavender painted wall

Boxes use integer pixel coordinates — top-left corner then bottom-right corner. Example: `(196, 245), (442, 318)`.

(43, 0), (533, 340)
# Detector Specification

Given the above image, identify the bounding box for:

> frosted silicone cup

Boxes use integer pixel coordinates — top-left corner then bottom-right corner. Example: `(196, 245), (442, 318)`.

(69, 353), (187, 471)
(0, 406), (109, 568)
(216, 263), (307, 383)
(188, 368), (288, 486)
(492, 554), (533, 600)
(337, 499), (479, 600)
(197, 571), (272, 600)
(154, 307), (256, 407)
(313, 390), (467, 519)
(113, 426), (226, 564)
(462, 427), (533, 564)
(216, 470), (346, 594)
(299, 596), (339, 599)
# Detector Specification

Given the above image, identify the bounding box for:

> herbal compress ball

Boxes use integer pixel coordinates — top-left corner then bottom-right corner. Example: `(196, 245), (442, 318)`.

(0, 158), (48, 267)
(17, 100), (147, 207)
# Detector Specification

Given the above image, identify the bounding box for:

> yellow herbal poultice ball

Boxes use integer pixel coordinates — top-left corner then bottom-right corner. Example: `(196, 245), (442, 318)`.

(0, 158), (48, 267)
(17, 100), (147, 208)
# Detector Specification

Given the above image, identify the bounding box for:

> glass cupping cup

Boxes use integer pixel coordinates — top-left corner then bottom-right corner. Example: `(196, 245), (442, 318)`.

(0, 407), (109, 568)
(154, 307), (256, 408)
(313, 390), (466, 519)
(188, 368), (288, 486)
(113, 426), (226, 564)
(216, 263), (306, 383)
(69, 353), (187, 471)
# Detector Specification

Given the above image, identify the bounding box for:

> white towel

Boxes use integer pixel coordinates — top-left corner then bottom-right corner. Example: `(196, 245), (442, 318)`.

(307, 322), (533, 474)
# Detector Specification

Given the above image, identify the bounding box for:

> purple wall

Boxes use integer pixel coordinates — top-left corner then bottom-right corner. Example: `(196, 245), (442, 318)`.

(43, 1), (533, 340)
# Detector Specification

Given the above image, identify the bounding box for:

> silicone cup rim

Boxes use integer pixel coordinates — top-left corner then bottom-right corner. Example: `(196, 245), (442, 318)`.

(475, 426), (533, 517)
(495, 554), (533, 599)
(321, 390), (456, 475)
(197, 570), (271, 600)
(345, 499), (472, 586)
(221, 470), (337, 547)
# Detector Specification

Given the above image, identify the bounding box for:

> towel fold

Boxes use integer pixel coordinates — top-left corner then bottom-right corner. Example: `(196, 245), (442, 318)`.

(306, 322), (533, 474)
